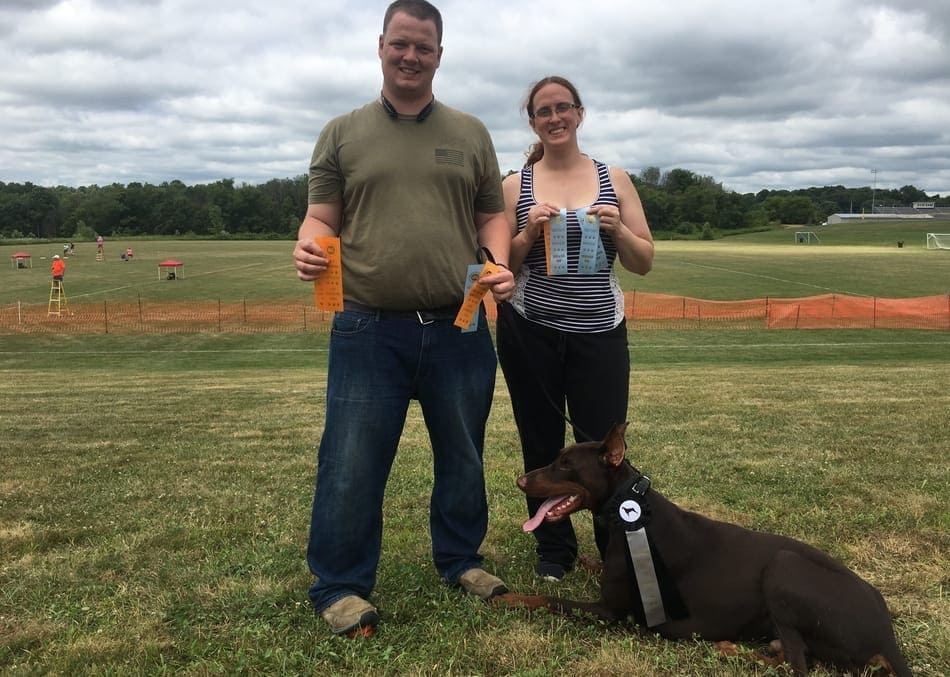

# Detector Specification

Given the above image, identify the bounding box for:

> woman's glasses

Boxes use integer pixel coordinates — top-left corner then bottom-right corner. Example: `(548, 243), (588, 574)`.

(532, 102), (579, 119)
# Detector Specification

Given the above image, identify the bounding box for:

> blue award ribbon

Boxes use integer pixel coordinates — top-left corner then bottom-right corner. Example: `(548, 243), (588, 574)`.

(575, 207), (608, 274)
(459, 263), (484, 332)
(547, 209), (569, 275)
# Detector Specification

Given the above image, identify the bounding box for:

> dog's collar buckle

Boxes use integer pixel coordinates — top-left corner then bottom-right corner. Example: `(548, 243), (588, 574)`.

(631, 475), (651, 496)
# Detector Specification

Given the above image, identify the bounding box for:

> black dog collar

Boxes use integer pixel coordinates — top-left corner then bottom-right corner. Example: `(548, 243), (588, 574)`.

(600, 466), (652, 531)
(598, 466), (677, 627)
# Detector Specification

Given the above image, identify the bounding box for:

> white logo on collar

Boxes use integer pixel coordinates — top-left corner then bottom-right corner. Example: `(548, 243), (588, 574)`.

(619, 499), (641, 523)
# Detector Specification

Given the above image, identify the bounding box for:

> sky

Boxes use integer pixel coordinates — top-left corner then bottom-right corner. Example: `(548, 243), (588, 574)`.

(2, 0), (949, 197)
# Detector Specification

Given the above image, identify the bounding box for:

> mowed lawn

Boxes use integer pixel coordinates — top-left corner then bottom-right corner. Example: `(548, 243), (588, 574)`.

(1, 224), (949, 675)
(2, 219), (949, 306)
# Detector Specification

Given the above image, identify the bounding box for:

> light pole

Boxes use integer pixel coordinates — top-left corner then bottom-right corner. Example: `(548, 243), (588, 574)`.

(871, 169), (878, 214)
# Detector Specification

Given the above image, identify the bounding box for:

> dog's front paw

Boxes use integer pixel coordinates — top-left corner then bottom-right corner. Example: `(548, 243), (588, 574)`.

(714, 640), (784, 670)
(714, 641), (740, 658)
(577, 555), (604, 575)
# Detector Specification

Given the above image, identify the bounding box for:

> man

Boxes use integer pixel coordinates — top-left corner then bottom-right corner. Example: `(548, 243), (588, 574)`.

(51, 254), (66, 283)
(292, 0), (514, 637)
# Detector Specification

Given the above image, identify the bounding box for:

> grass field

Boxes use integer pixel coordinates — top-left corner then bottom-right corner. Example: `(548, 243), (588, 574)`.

(1, 223), (949, 675)
(2, 219), (949, 306)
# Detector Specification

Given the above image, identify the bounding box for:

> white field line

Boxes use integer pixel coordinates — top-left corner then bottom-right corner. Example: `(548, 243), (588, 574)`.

(66, 262), (270, 301)
(634, 340), (949, 349)
(678, 261), (871, 297)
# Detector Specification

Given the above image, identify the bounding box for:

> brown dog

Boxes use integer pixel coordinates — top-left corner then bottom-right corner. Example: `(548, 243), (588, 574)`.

(498, 423), (910, 677)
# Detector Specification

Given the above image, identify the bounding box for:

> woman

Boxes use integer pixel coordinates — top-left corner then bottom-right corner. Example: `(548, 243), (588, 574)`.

(497, 76), (654, 581)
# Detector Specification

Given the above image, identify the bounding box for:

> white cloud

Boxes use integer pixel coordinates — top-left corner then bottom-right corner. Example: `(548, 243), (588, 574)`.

(0, 0), (948, 195)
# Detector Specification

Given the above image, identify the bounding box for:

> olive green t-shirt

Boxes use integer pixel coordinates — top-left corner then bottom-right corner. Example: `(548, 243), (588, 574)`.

(308, 100), (505, 310)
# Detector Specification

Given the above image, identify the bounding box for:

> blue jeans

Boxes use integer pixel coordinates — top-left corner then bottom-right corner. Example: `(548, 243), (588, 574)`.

(307, 308), (497, 612)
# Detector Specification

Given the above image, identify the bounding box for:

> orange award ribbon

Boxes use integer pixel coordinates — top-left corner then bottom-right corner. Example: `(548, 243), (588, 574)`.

(543, 220), (553, 275)
(454, 261), (500, 330)
(313, 236), (344, 311)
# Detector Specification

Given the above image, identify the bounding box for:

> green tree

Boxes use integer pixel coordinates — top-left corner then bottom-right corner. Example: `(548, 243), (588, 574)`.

(0, 183), (61, 237)
(638, 166), (661, 188)
(675, 184), (717, 225)
(661, 168), (700, 193)
(713, 191), (748, 230)
(74, 220), (98, 241)
(762, 195), (816, 224)
(153, 180), (194, 235)
(2, 173), (942, 243)
(635, 184), (672, 231)
(64, 184), (125, 237)
(898, 185), (929, 205)
(208, 204), (226, 235)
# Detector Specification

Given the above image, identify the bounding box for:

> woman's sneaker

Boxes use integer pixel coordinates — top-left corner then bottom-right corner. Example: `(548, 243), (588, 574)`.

(536, 561), (567, 582)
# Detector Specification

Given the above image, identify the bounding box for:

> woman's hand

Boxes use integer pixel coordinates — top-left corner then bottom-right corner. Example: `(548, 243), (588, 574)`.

(588, 204), (624, 236)
(524, 202), (560, 240)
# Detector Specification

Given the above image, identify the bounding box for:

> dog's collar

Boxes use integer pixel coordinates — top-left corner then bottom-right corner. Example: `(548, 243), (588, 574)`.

(599, 464), (673, 627)
(598, 463), (652, 530)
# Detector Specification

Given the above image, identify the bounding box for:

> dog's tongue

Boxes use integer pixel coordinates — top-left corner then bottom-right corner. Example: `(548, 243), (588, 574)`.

(523, 496), (569, 532)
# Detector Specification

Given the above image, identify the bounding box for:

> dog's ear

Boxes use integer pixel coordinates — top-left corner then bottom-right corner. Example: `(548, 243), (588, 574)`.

(601, 422), (628, 467)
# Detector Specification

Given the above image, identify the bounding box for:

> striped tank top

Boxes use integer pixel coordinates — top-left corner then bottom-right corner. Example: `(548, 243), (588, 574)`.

(510, 159), (625, 332)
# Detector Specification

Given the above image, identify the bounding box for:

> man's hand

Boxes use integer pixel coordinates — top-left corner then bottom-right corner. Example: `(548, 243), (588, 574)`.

(293, 238), (330, 281)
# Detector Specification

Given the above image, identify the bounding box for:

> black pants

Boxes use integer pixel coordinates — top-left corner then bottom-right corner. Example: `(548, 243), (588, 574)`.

(496, 303), (630, 569)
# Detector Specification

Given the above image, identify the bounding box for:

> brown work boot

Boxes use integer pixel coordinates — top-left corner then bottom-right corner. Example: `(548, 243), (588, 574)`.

(458, 568), (508, 600)
(320, 595), (379, 636)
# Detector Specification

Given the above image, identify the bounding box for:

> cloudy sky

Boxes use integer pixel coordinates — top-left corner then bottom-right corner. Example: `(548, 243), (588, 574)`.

(2, 0), (949, 196)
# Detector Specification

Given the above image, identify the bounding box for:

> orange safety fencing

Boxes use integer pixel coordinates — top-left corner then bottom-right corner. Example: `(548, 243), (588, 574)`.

(1, 293), (948, 335)
(623, 292), (950, 330)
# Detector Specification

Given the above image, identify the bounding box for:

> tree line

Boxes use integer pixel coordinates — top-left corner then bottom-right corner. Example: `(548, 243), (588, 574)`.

(0, 170), (942, 241)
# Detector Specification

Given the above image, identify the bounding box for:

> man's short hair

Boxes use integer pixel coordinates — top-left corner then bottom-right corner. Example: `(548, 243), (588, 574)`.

(383, 0), (443, 45)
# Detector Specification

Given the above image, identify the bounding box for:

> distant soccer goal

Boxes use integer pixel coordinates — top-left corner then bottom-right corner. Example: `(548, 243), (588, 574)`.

(926, 233), (950, 250)
(795, 231), (821, 244)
